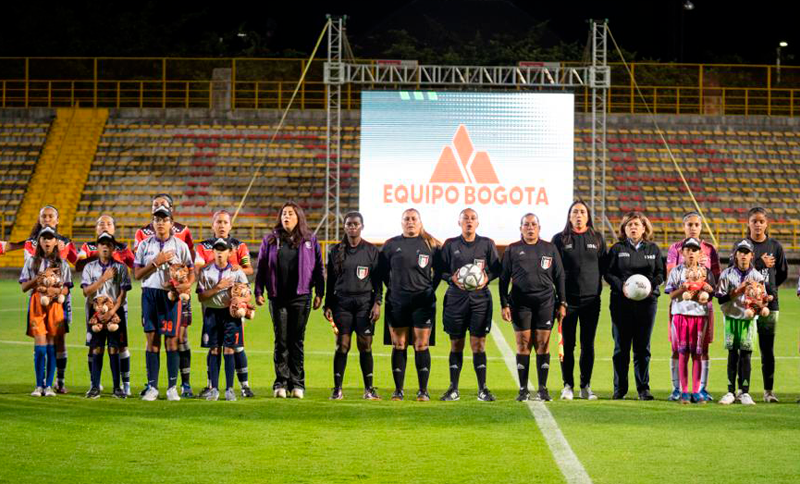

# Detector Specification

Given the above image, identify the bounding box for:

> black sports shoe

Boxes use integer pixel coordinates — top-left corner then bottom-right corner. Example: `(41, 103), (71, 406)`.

(198, 387), (212, 399)
(391, 389), (404, 401)
(534, 388), (552, 402)
(85, 387), (101, 399)
(440, 386), (460, 401)
(181, 383), (194, 398)
(329, 387), (344, 400)
(416, 389), (431, 402)
(363, 387), (381, 400)
(612, 392), (626, 400)
(516, 388), (531, 402)
(638, 390), (654, 401)
(241, 386), (255, 398)
(477, 388), (496, 402)
(112, 388), (127, 399)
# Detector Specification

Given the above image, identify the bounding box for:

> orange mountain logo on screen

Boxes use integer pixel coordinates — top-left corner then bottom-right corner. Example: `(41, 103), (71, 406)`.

(429, 125), (499, 184)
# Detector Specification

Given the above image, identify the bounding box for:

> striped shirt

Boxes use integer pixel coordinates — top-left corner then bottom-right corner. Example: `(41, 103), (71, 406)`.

(134, 236), (193, 290)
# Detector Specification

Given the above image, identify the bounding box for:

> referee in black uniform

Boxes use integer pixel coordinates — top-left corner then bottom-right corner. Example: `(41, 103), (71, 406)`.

(603, 211), (664, 401)
(379, 208), (441, 401)
(551, 201), (606, 400)
(500, 213), (566, 402)
(437, 208), (501, 402)
(324, 212), (382, 400)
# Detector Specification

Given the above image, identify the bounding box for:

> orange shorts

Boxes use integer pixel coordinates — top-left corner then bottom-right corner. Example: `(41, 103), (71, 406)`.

(27, 292), (66, 338)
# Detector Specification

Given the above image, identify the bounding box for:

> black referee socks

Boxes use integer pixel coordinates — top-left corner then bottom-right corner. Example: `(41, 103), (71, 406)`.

(536, 354), (550, 390)
(333, 351), (348, 389)
(415, 349), (431, 391)
(449, 351), (464, 388)
(473, 352), (487, 390)
(359, 351), (374, 389)
(391, 348), (408, 391)
(516, 354), (530, 390)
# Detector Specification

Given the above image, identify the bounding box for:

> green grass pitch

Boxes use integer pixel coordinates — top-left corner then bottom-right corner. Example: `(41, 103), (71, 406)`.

(1, 279), (799, 483)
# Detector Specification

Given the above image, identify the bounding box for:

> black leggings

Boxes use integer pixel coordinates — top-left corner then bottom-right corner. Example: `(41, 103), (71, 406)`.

(269, 295), (312, 391)
(560, 297), (601, 389)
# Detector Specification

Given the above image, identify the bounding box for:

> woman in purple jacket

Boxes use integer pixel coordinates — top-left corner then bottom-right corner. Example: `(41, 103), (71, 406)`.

(255, 202), (324, 399)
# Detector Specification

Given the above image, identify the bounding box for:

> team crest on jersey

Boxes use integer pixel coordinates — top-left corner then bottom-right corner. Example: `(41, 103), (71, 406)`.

(540, 256), (552, 270)
(418, 254), (430, 268)
(356, 266), (369, 280)
(473, 259), (485, 270)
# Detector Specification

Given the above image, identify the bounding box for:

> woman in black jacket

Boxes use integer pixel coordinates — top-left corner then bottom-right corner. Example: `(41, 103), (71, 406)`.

(603, 211), (664, 401)
(551, 200), (606, 401)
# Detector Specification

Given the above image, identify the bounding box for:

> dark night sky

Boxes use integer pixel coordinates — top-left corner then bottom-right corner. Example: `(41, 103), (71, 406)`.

(2, 1), (797, 65)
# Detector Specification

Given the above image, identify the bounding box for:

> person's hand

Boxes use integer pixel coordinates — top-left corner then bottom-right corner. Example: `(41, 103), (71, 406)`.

(502, 307), (512, 322)
(702, 282), (714, 293)
(256, 295), (265, 306)
(155, 250), (175, 266)
(230, 263), (241, 272)
(100, 311), (113, 323)
(682, 281), (692, 291)
(761, 253), (776, 268)
(100, 266), (117, 283)
(476, 271), (489, 290)
(451, 273), (466, 290)
(313, 296), (322, 310)
(734, 282), (748, 296)
(370, 302), (381, 323)
(324, 308), (333, 321)
(216, 277), (234, 291)
(557, 304), (567, 322)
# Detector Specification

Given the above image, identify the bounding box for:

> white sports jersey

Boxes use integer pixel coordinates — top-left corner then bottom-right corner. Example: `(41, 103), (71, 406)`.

(197, 263), (249, 309)
(80, 259), (132, 320)
(134, 236), (193, 290)
(665, 264), (716, 317)
(715, 266), (765, 320)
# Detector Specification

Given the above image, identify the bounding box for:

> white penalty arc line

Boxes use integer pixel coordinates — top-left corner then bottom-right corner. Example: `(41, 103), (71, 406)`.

(490, 322), (592, 484)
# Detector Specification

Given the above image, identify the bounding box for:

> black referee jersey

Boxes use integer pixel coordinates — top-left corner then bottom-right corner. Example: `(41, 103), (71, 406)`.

(499, 239), (566, 308)
(379, 235), (441, 298)
(551, 230), (607, 304)
(437, 234), (501, 300)
(324, 240), (383, 309)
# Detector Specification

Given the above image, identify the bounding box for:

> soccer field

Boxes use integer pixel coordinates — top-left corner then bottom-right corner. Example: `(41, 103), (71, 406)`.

(1, 280), (799, 483)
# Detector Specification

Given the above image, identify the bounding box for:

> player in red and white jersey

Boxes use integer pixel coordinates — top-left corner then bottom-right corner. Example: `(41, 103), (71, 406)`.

(194, 210), (255, 398)
(134, 194), (194, 255)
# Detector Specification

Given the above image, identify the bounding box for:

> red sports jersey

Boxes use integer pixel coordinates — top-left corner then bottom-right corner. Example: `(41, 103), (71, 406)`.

(194, 237), (251, 268)
(134, 221), (194, 254)
(24, 235), (78, 265)
(78, 241), (135, 269)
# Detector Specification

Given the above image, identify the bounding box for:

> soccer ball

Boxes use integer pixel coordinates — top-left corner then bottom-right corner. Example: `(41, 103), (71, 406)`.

(623, 274), (651, 301)
(457, 264), (485, 291)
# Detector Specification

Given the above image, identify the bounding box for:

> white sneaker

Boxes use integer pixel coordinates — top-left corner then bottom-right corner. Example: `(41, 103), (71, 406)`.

(291, 388), (305, 399)
(30, 386), (44, 397)
(740, 393), (756, 405)
(166, 386), (181, 401)
(719, 392), (736, 405)
(43, 386), (56, 397)
(763, 390), (779, 403)
(123, 383), (131, 396)
(273, 388), (287, 398)
(225, 388), (237, 402)
(141, 387), (160, 401)
(560, 385), (574, 400)
(580, 386), (598, 400)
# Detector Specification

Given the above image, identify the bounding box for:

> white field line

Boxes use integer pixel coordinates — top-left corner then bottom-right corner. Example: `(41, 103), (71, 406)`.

(490, 322), (592, 484)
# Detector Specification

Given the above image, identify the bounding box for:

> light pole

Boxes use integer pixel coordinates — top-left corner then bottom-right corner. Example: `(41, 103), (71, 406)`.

(679, 1), (695, 62)
(777, 41), (788, 84)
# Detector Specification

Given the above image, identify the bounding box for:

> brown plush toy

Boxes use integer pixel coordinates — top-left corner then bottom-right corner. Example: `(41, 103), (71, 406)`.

(743, 280), (773, 319)
(229, 282), (255, 320)
(89, 295), (120, 332)
(681, 265), (710, 304)
(165, 263), (191, 302)
(37, 267), (65, 307)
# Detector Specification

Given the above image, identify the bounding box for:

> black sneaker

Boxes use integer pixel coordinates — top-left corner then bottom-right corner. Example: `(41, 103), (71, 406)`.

(612, 392), (626, 400)
(416, 389), (431, 402)
(534, 388), (552, 402)
(241, 386), (255, 398)
(181, 383), (194, 398)
(363, 387), (382, 400)
(477, 388), (496, 402)
(198, 387), (212, 399)
(638, 390), (654, 401)
(85, 387), (101, 399)
(440, 386), (460, 401)
(330, 387), (344, 400)
(391, 389), (404, 401)
(112, 388), (127, 399)
(516, 388), (531, 402)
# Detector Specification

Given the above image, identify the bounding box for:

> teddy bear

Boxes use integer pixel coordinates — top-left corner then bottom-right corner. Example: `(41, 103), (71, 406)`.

(88, 295), (120, 332)
(229, 282), (255, 320)
(743, 280), (773, 319)
(165, 263), (191, 302)
(37, 267), (65, 307)
(681, 265), (709, 303)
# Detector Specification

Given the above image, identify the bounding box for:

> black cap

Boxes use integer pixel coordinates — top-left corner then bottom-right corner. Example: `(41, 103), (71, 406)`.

(152, 206), (172, 219)
(96, 231), (116, 245)
(212, 237), (231, 250)
(681, 237), (702, 249)
(37, 226), (57, 239)
(735, 239), (754, 253)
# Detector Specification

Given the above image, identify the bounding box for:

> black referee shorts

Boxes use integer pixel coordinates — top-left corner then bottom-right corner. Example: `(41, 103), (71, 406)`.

(332, 293), (375, 337)
(510, 293), (554, 332)
(442, 289), (492, 338)
(386, 289), (436, 330)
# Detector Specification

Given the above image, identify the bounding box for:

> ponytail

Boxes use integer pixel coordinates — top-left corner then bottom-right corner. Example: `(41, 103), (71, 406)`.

(419, 227), (441, 251)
